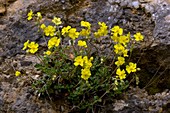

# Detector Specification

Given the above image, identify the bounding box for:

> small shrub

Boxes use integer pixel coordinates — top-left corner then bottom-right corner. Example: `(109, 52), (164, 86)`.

(21, 10), (143, 112)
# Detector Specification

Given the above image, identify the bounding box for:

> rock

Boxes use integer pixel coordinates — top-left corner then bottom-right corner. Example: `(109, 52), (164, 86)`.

(143, 4), (155, 13)
(20, 61), (32, 66)
(120, 0), (129, 7)
(113, 100), (128, 111)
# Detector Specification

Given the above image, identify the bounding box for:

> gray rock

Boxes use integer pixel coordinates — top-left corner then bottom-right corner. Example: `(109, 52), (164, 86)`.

(120, 0), (129, 7)
(144, 4), (155, 13)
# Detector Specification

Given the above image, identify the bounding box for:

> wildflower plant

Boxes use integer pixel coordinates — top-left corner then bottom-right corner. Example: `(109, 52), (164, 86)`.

(22, 10), (144, 112)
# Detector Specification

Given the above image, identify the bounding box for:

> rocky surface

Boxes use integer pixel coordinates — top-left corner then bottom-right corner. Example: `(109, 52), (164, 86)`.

(1, 0), (170, 112)
(0, 55), (70, 113)
(103, 87), (170, 113)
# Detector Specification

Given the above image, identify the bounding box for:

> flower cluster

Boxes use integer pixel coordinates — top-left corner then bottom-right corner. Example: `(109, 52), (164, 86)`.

(27, 10), (43, 21)
(80, 21), (91, 37)
(62, 26), (79, 40)
(27, 10), (33, 20)
(114, 44), (128, 57)
(48, 37), (60, 49)
(24, 10), (145, 111)
(74, 56), (93, 80)
(23, 40), (39, 54)
(94, 22), (108, 38)
(78, 40), (87, 48)
(41, 25), (56, 37)
(25, 10), (144, 82)
(110, 25), (143, 80)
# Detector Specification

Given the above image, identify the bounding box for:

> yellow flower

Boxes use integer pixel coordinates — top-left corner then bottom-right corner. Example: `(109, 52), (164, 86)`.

(36, 12), (42, 20)
(81, 21), (91, 29)
(115, 57), (125, 66)
(118, 35), (130, 46)
(81, 68), (91, 80)
(23, 40), (38, 54)
(134, 32), (144, 41)
(126, 62), (137, 74)
(94, 22), (108, 38)
(122, 49), (129, 57)
(74, 56), (84, 67)
(83, 56), (88, 63)
(40, 24), (46, 30)
(44, 50), (51, 55)
(68, 28), (79, 40)
(48, 37), (60, 49)
(80, 29), (90, 36)
(61, 26), (71, 35)
(114, 44), (125, 55)
(83, 56), (93, 68)
(15, 71), (21, 77)
(27, 10), (33, 20)
(111, 26), (123, 36)
(116, 68), (126, 80)
(22, 40), (30, 50)
(111, 33), (119, 42)
(44, 25), (56, 36)
(52, 17), (62, 26)
(78, 40), (87, 48)
(28, 42), (39, 54)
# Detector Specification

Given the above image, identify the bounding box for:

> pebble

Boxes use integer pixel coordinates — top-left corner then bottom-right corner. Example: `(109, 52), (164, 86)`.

(132, 1), (140, 8)
(120, 0), (128, 7)
(61, 0), (65, 4)
(113, 100), (128, 111)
